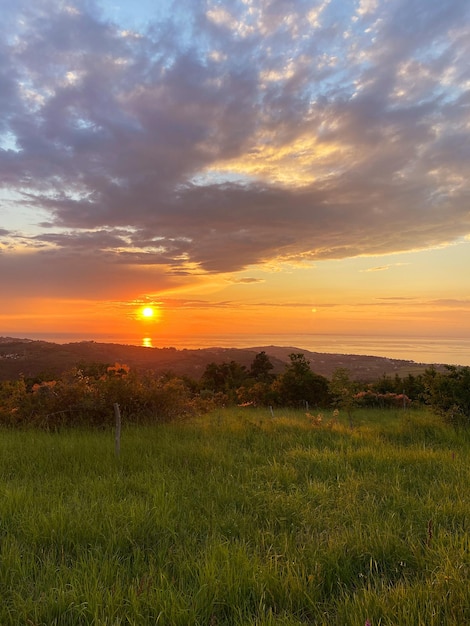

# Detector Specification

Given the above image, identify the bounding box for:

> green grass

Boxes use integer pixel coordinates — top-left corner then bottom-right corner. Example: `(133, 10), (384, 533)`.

(0, 408), (469, 625)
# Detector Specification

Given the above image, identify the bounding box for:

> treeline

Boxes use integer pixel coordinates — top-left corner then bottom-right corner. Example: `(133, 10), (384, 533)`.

(0, 352), (469, 428)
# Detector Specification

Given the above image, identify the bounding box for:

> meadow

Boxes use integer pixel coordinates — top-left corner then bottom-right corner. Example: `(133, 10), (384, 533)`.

(0, 407), (468, 625)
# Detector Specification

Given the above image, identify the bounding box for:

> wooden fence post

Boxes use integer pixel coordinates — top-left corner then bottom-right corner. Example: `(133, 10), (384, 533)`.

(114, 403), (121, 457)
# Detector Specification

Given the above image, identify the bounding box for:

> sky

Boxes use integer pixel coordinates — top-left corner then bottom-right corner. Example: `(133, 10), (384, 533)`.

(1, 0), (470, 350)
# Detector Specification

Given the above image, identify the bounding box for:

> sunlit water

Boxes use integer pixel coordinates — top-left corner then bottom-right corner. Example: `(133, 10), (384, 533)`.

(9, 332), (470, 366)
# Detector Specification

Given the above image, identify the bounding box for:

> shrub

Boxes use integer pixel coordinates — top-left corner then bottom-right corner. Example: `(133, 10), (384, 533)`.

(424, 365), (470, 426)
(273, 353), (331, 408)
(0, 366), (200, 429)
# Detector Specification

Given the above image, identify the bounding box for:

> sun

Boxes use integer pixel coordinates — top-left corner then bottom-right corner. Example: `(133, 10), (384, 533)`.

(141, 306), (155, 319)
(137, 304), (161, 323)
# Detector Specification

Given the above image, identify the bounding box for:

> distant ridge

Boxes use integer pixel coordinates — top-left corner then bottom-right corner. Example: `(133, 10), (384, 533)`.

(0, 337), (447, 382)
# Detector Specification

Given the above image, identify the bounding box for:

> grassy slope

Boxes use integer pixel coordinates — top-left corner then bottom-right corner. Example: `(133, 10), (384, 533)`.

(0, 408), (468, 625)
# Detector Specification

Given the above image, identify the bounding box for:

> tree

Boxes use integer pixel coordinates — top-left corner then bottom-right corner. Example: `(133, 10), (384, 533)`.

(329, 367), (357, 428)
(401, 373), (425, 403)
(200, 361), (249, 400)
(274, 353), (330, 407)
(424, 365), (470, 426)
(249, 351), (275, 383)
(373, 374), (397, 394)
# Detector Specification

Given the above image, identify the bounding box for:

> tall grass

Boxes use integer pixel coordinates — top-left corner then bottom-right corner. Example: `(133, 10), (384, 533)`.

(0, 408), (468, 624)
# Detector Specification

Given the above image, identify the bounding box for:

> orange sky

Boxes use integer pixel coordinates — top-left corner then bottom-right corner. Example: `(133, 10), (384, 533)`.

(1, 0), (470, 353)
(3, 242), (469, 345)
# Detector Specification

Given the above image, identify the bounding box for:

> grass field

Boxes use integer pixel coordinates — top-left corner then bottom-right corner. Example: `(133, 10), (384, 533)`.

(0, 407), (468, 625)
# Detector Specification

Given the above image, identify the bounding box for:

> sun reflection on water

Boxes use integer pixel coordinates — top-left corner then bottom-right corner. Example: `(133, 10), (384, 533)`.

(142, 337), (153, 348)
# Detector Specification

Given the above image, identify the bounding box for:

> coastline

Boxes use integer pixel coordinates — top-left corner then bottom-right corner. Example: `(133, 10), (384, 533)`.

(3, 332), (469, 367)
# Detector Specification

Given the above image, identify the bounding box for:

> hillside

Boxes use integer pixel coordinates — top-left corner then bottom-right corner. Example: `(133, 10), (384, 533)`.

(0, 337), (446, 382)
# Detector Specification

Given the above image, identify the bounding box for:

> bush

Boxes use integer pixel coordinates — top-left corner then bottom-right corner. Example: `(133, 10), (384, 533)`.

(424, 365), (470, 427)
(273, 353), (331, 408)
(0, 365), (201, 429)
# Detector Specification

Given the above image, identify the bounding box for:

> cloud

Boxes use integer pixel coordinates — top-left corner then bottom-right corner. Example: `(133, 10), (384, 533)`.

(361, 262), (409, 272)
(363, 265), (391, 272)
(229, 277), (265, 284)
(376, 297), (417, 301)
(0, 0), (469, 296)
(428, 298), (470, 308)
(153, 298), (235, 310)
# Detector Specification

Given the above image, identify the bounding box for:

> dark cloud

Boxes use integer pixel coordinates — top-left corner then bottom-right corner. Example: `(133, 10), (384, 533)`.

(1, 0), (469, 294)
(0, 246), (178, 298)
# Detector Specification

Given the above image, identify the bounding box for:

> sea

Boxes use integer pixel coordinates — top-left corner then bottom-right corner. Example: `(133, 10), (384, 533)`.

(8, 332), (470, 367)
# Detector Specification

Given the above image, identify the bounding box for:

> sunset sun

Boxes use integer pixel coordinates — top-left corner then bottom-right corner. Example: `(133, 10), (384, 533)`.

(141, 306), (155, 319)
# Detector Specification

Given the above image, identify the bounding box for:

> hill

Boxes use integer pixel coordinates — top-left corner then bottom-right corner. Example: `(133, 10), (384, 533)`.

(0, 337), (447, 382)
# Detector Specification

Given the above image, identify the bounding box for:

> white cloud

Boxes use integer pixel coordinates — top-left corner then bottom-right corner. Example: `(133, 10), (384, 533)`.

(357, 0), (379, 17)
